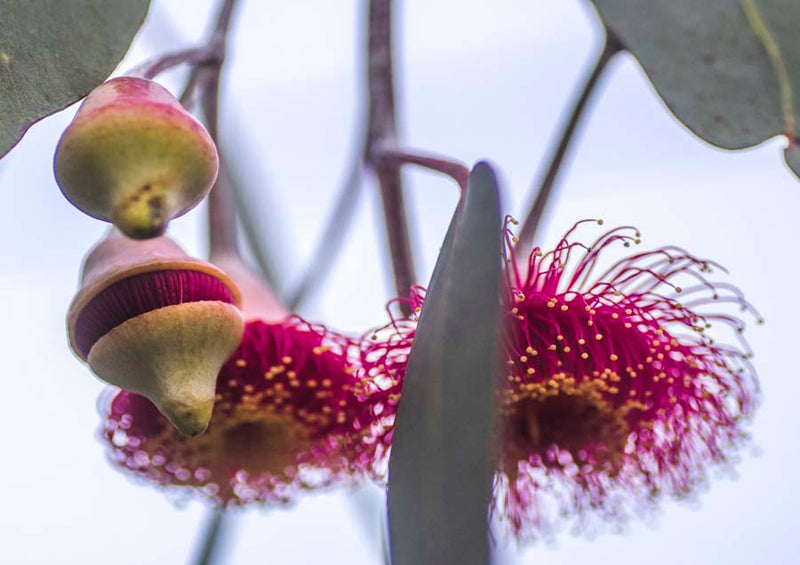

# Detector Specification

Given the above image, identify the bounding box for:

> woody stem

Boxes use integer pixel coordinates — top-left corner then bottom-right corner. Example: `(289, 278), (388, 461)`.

(517, 34), (623, 250)
(365, 0), (417, 315)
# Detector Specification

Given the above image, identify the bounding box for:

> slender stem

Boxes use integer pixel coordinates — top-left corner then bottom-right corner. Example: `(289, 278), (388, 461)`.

(374, 145), (469, 195)
(200, 0), (240, 260)
(287, 145), (466, 310)
(516, 34), (623, 250)
(364, 0), (417, 311)
(232, 166), (281, 288)
(131, 0), (237, 83)
(288, 153), (364, 310)
(130, 0), (237, 88)
(202, 67), (240, 259)
(194, 509), (227, 565)
(180, 66), (205, 109)
(206, 152), (241, 260)
(131, 47), (217, 80)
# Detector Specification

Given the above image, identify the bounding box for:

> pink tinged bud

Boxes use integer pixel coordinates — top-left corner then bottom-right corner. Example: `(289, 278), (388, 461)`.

(101, 319), (379, 506)
(68, 230), (244, 436)
(54, 77), (219, 239)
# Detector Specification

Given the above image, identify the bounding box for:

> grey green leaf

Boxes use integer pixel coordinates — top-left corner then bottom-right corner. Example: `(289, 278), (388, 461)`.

(0, 0), (150, 159)
(592, 0), (800, 179)
(388, 162), (502, 565)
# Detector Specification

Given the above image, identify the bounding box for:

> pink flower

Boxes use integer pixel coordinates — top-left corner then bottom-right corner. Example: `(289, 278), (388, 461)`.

(362, 218), (760, 539)
(102, 318), (377, 506)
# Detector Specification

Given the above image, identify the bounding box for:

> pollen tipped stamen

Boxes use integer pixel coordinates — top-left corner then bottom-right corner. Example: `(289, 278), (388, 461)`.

(364, 217), (759, 540)
(102, 319), (377, 505)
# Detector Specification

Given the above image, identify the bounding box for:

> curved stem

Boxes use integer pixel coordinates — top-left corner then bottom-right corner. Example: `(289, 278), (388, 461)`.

(180, 65), (205, 109)
(364, 0), (417, 313)
(130, 47), (216, 80)
(200, 0), (240, 260)
(233, 169), (281, 288)
(194, 509), (227, 565)
(132, 0), (237, 81)
(375, 145), (469, 195)
(206, 152), (241, 260)
(516, 34), (623, 250)
(287, 145), (467, 310)
(288, 152), (364, 310)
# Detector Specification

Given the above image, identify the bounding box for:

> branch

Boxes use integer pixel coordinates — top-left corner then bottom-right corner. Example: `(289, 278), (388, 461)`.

(287, 145), (467, 310)
(194, 509), (228, 565)
(374, 145), (469, 195)
(130, 47), (218, 80)
(199, 0), (240, 260)
(364, 0), (417, 312)
(129, 0), (237, 82)
(287, 152), (364, 310)
(516, 33), (623, 250)
(231, 165), (282, 288)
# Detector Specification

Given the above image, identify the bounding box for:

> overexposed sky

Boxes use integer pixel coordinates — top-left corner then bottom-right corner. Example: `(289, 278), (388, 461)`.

(2, 1), (799, 563)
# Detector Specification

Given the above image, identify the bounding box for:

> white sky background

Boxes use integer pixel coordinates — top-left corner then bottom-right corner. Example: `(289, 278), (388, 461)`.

(1, 0), (799, 563)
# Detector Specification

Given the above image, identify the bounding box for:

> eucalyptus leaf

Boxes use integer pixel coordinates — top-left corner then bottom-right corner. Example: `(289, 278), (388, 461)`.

(388, 162), (502, 565)
(0, 0), (150, 159)
(591, 0), (800, 179)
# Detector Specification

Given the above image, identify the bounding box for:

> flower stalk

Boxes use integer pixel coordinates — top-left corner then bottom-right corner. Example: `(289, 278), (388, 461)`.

(365, 0), (417, 313)
(517, 33), (623, 250)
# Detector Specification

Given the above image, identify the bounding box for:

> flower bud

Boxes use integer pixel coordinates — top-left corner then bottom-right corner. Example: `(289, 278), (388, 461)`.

(54, 77), (219, 239)
(68, 230), (244, 436)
